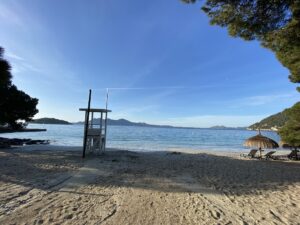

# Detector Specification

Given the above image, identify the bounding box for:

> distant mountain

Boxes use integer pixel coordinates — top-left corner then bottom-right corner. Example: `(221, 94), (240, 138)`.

(31, 118), (71, 125)
(248, 110), (289, 131)
(108, 119), (175, 128)
(209, 125), (247, 130)
(31, 117), (249, 130)
(75, 118), (245, 130)
(75, 118), (174, 128)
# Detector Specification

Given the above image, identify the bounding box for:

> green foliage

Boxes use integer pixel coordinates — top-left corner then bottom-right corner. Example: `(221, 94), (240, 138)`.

(183, 1), (300, 144)
(0, 47), (39, 129)
(183, 0), (300, 90)
(0, 47), (12, 89)
(248, 110), (289, 130)
(278, 102), (300, 148)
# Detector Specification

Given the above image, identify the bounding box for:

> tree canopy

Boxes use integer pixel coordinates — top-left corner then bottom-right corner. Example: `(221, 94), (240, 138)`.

(183, 0), (300, 144)
(278, 102), (300, 148)
(248, 110), (289, 130)
(0, 47), (39, 129)
(182, 0), (300, 90)
(0, 47), (12, 89)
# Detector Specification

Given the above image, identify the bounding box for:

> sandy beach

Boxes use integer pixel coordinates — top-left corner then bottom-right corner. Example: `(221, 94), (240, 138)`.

(0, 147), (299, 225)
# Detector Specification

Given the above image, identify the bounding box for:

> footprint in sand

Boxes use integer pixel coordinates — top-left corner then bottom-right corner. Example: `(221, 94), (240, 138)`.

(209, 209), (222, 220)
(64, 214), (73, 220)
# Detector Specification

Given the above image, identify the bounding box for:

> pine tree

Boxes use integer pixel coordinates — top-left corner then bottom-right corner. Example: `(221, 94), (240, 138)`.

(0, 47), (39, 129)
(278, 102), (300, 149)
(182, 0), (300, 91)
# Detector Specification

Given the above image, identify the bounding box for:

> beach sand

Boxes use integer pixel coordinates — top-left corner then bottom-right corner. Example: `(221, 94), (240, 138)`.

(0, 147), (299, 225)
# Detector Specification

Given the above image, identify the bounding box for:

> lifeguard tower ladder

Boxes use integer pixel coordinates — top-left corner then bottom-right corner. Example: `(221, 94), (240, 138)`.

(79, 90), (111, 158)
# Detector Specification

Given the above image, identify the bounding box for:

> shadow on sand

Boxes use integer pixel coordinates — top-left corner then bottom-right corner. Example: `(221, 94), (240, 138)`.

(1, 148), (300, 196)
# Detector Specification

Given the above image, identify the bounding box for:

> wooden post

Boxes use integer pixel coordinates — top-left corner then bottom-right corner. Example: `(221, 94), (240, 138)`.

(99, 112), (103, 152)
(82, 89), (92, 158)
(91, 112), (94, 128)
(104, 89), (109, 151)
(259, 147), (263, 159)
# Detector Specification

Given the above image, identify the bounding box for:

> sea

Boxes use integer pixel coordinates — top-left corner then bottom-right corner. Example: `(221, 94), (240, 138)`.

(0, 124), (281, 153)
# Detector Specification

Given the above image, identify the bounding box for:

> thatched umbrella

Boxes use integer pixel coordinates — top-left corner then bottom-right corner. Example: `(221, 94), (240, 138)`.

(244, 130), (279, 158)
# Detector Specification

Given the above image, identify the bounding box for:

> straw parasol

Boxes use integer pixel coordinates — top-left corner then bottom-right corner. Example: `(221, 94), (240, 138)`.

(244, 130), (279, 158)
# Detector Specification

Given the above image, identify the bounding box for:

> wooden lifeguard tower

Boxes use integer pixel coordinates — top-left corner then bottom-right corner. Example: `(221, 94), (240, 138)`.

(79, 90), (111, 158)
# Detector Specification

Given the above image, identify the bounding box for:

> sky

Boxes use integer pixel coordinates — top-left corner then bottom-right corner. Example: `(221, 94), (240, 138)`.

(0, 0), (299, 127)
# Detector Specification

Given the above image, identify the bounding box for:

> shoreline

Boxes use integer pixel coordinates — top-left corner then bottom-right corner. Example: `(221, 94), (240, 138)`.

(0, 137), (50, 148)
(0, 128), (47, 134)
(0, 146), (299, 224)
(6, 144), (294, 156)
(1, 124), (281, 153)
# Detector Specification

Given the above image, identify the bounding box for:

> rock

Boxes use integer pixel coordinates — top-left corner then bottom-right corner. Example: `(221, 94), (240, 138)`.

(0, 137), (50, 148)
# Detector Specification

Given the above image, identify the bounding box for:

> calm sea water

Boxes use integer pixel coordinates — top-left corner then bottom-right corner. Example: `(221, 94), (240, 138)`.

(0, 124), (281, 152)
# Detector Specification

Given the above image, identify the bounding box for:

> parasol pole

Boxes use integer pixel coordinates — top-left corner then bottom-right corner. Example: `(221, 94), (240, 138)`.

(257, 128), (262, 158)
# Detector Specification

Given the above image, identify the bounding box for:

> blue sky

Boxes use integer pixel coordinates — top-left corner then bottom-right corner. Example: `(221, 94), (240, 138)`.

(0, 0), (298, 127)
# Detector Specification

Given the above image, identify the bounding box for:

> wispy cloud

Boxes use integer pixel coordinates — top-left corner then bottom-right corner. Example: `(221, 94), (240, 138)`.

(111, 104), (159, 120)
(5, 50), (42, 74)
(106, 88), (178, 119)
(152, 114), (267, 128)
(0, 1), (45, 32)
(3, 45), (85, 93)
(241, 93), (298, 106)
(103, 86), (184, 91)
(0, 2), (25, 28)
(94, 84), (239, 92)
(6, 51), (25, 61)
(124, 58), (166, 88)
